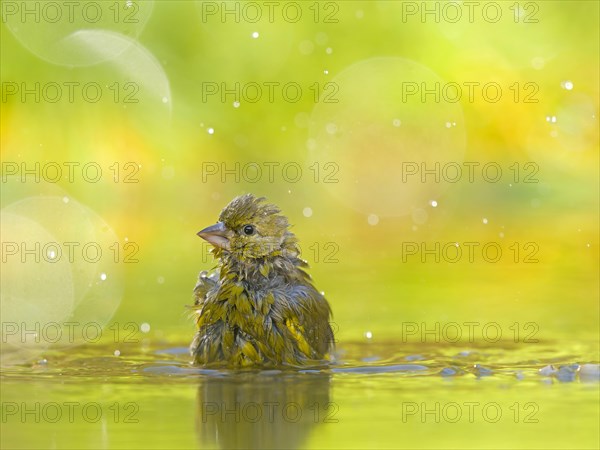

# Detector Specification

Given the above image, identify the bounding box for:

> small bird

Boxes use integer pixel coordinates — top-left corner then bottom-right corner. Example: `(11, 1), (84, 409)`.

(190, 194), (334, 367)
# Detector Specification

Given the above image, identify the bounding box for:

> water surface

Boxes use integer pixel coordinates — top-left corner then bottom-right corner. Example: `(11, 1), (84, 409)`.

(2, 339), (598, 449)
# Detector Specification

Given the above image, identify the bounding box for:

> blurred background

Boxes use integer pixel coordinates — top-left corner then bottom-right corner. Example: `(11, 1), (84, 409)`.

(1, 1), (598, 448)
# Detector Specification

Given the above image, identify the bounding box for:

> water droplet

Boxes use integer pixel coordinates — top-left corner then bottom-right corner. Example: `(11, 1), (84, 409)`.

(325, 47), (333, 55)
(365, 331), (373, 339)
(430, 200), (438, 207)
(100, 273), (107, 281)
(531, 57), (545, 70)
(324, 69), (329, 75)
(303, 207), (313, 218)
(392, 118), (401, 127)
(473, 364), (493, 377)
(580, 364), (600, 381)
(162, 97), (168, 104)
(114, 350), (121, 357)
(412, 209), (428, 224)
(157, 276), (165, 284)
(233, 101), (240, 108)
(299, 40), (314, 55)
(161, 166), (174, 180)
(251, 31), (259, 39)
(140, 322), (151, 333)
(294, 112), (309, 128)
(47, 250), (56, 259)
(482, 218), (488, 224)
(546, 115), (557, 123)
(315, 32), (328, 45)
(515, 371), (525, 380)
(207, 128), (214, 135)
(367, 214), (379, 226)
(539, 364), (557, 376)
(325, 123), (337, 135)
(561, 80), (574, 90)
(62, 196), (69, 203)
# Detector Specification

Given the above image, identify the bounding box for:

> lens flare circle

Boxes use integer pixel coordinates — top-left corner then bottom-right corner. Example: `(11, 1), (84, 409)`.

(308, 57), (466, 217)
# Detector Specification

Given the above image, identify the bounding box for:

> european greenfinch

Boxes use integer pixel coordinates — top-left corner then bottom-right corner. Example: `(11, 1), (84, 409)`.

(190, 194), (334, 367)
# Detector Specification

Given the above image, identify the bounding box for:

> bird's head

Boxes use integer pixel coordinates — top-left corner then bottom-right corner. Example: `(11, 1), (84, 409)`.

(197, 194), (297, 260)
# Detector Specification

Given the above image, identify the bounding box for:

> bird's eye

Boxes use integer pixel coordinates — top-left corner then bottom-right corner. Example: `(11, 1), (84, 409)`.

(242, 225), (255, 235)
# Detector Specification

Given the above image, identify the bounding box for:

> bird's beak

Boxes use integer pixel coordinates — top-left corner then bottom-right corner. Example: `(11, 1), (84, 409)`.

(197, 222), (232, 250)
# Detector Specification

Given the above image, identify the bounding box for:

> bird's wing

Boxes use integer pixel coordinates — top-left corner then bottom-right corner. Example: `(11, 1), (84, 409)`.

(275, 284), (334, 360)
(193, 269), (219, 306)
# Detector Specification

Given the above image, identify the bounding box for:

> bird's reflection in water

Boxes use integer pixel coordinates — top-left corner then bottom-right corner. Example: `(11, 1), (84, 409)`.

(195, 371), (334, 449)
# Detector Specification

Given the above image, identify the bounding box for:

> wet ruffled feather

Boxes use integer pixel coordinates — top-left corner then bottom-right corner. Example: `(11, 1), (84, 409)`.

(190, 194), (334, 367)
